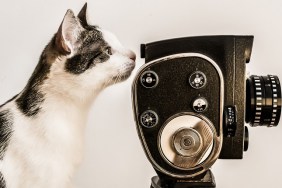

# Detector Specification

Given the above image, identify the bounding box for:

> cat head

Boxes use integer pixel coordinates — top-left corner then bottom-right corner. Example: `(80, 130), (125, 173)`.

(46, 3), (136, 101)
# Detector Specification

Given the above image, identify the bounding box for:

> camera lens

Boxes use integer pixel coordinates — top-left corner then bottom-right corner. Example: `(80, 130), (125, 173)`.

(246, 75), (281, 127)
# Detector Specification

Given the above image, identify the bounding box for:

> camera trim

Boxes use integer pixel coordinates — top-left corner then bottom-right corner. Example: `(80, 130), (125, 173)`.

(132, 53), (224, 178)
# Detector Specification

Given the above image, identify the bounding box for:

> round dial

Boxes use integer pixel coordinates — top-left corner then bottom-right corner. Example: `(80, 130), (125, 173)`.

(192, 97), (208, 113)
(224, 106), (237, 137)
(189, 71), (207, 89)
(159, 114), (214, 170)
(140, 110), (159, 128)
(172, 128), (203, 157)
(140, 71), (159, 88)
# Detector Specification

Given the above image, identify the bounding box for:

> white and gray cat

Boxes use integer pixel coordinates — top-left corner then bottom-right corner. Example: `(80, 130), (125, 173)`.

(0, 3), (136, 188)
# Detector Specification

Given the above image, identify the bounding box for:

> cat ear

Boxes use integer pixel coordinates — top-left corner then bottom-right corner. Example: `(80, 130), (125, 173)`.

(77, 3), (88, 27)
(55, 9), (83, 55)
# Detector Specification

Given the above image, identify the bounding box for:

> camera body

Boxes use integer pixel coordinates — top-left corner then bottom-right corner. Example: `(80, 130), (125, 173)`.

(132, 36), (281, 187)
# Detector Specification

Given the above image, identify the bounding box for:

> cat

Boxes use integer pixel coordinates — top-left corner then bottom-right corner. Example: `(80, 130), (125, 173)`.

(0, 3), (136, 188)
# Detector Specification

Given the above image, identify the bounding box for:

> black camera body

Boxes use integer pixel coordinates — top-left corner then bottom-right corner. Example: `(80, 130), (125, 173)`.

(132, 36), (281, 187)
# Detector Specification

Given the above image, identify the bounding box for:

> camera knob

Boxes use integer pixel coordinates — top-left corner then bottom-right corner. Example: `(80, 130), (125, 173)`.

(140, 110), (159, 128)
(244, 126), (249, 152)
(192, 97), (208, 113)
(140, 71), (159, 88)
(159, 114), (214, 169)
(223, 106), (237, 137)
(189, 71), (207, 89)
(172, 128), (203, 157)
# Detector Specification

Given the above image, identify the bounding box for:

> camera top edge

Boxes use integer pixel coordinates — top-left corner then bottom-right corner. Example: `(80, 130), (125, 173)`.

(140, 35), (254, 64)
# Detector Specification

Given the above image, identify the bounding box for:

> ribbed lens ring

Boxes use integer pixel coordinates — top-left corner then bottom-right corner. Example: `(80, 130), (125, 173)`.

(246, 75), (281, 127)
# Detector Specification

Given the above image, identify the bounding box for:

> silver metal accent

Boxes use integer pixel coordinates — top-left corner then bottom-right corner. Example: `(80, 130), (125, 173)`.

(268, 75), (281, 127)
(140, 110), (159, 128)
(189, 71), (207, 89)
(173, 128), (203, 157)
(252, 77), (263, 126)
(159, 114), (214, 170)
(140, 71), (159, 88)
(132, 53), (224, 178)
(192, 97), (208, 112)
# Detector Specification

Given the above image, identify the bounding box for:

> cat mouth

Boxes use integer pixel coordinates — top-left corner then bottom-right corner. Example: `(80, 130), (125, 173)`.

(112, 64), (135, 83)
(113, 71), (132, 82)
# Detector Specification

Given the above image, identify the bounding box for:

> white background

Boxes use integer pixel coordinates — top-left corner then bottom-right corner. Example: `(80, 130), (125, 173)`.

(0, 0), (282, 187)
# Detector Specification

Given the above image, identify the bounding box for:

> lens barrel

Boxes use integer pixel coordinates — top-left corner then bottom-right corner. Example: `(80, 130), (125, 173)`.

(246, 75), (281, 127)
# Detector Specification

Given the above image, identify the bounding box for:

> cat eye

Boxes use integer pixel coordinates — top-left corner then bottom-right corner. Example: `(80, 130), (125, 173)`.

(105, 47), (112, 55)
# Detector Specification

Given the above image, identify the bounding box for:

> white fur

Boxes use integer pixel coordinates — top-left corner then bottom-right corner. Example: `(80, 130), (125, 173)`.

(0, 26), (135, 188)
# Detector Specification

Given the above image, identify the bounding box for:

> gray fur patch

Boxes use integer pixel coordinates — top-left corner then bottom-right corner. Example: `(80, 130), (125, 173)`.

(16, 38), (57, 117)
(0, 172), (6, 188)
(65, 26), (110, 74)
(0, 110), (13, 160)
(16, 25), (111, 115)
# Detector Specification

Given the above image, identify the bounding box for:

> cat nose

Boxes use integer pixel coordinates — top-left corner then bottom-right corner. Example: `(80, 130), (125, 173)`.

(126, 50), (136, 61)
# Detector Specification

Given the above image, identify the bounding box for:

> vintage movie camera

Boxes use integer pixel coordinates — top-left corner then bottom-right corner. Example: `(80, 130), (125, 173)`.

(132, 36), (281, 188)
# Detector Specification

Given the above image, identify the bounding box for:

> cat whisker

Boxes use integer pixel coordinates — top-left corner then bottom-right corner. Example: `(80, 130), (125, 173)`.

(114, 72), (123, 84)
(114, 73), (121, 84)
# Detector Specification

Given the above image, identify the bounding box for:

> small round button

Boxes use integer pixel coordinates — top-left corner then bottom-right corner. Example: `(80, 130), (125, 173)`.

(192, 97), (208, 112)
(140, 71), (159, 88)
(140, 110), (159, 128)
(189, 71), (207, 89)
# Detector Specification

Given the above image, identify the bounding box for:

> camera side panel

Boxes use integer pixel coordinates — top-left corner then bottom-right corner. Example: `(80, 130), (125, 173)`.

(133, 55), (223, 177)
